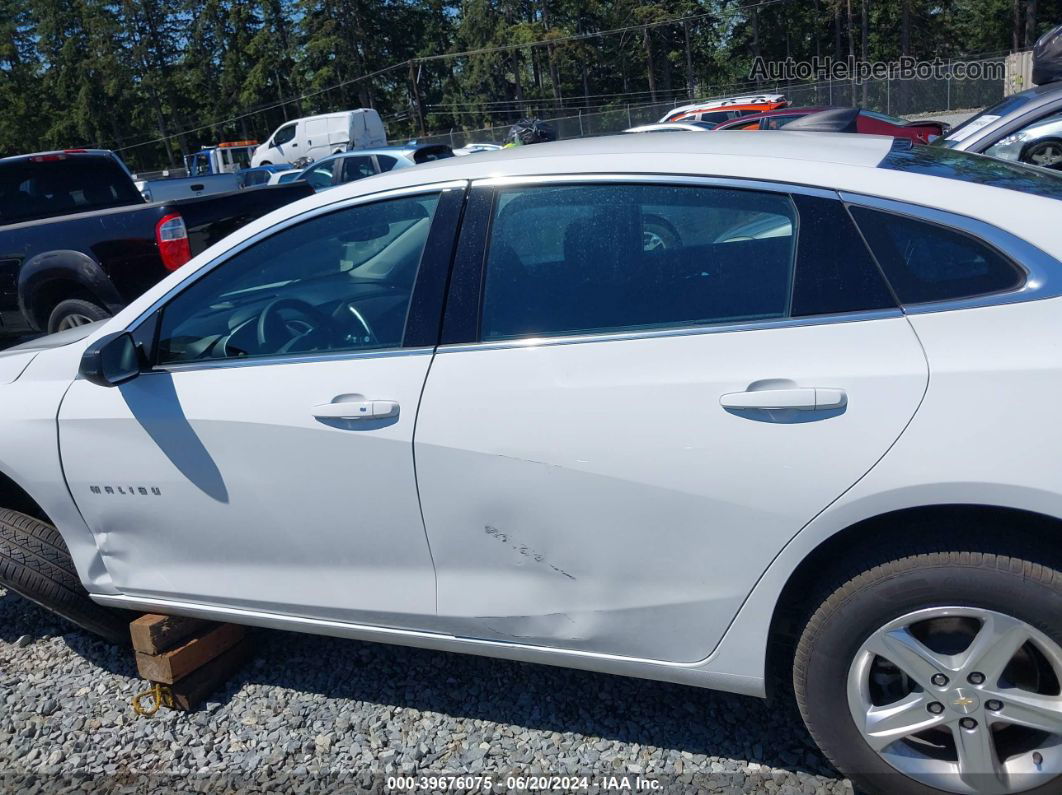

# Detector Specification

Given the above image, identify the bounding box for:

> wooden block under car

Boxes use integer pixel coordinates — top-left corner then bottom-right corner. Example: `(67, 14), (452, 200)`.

(130, 613), (214, 655)
(168, 637), (253, 711)
(135, 622), (246, 684)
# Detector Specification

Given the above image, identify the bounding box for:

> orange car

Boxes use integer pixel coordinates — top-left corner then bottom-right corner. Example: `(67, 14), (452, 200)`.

(658, 93), (789, 126)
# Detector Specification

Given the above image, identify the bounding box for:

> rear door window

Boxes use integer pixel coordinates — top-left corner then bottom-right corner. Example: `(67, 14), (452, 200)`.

(849, 206), (1024, 304)
(480, 183), (798, 340)
(696, 111), (733, 126)
(340, 156), (377, 183)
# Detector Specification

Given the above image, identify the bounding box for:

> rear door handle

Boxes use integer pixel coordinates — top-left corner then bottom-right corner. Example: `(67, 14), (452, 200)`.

(720, 388), (846, 410)
(312, 400), (399, 420)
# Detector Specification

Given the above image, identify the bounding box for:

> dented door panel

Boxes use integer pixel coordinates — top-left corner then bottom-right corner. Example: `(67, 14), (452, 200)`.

(415, 317), (928, 663)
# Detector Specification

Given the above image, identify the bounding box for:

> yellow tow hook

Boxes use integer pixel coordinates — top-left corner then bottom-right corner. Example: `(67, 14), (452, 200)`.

(132, 682), (173, 717)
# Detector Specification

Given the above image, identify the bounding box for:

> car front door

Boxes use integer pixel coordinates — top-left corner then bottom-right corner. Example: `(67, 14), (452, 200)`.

(59, 183), (464, 627)
(415, 178), (929, 662)
(269, 122), (297, 161)
(302, 158), (338, 191)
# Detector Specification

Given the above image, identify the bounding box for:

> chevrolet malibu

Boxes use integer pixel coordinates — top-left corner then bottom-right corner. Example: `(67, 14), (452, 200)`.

(1, 134), (1061, 795)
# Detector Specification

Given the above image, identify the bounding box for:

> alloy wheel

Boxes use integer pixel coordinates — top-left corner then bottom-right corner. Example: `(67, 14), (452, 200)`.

(1026, 143), (1062, 169)
(56, 313), (96, 330)
(846, 606), (1062, 794)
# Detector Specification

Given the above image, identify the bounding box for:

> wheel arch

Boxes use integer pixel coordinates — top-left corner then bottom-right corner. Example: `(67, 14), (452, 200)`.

(17, 250), (123, 330)
(0, 453), (117, 595)
(0, 466), (49, 523)
(763, 503), (1062, 700)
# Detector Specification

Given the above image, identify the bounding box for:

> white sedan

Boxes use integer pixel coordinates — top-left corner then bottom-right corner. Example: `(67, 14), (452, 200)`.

(2, 133), (1062, 795)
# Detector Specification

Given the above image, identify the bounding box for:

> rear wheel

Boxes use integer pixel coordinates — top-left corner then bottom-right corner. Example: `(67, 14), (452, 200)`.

(0, 509), (130, 644)
(795, 547), (1062, 795)
(47, 298), (110, 333)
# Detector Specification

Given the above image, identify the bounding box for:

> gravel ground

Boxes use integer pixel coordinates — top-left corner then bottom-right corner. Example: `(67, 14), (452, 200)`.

(0, 586), (854, 794)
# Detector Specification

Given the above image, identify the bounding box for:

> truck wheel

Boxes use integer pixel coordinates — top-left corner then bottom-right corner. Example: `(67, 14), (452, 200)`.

(47, 298), (111, 333)
(0, 509), (131, 644)
(795, 546), (1062, 795)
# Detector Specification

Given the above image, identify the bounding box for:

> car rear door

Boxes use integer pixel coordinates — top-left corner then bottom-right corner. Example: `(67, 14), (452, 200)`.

(414, 177), (929, 663)
(59, 183), (465, 627)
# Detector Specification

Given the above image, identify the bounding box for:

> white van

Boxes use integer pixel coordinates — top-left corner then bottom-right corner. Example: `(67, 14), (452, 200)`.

(251, 109), (387, 167)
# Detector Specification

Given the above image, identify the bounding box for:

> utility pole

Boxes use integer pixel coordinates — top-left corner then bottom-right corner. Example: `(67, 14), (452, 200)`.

(847, 0), (856, 105)
(1013, 0), (1021, 52)
(684, 20), (695, 99)
(643, 25), (657, 103)
(408, 60), (426, 138)
(861, 0), (869, 106)
(1025, 0), (1038, 48)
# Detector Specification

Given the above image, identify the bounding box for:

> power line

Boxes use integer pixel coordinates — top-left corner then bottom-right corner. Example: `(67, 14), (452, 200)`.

(412, 0), (796, 64)
(108, 0), (800, 154)
(112, 61), (406, 153)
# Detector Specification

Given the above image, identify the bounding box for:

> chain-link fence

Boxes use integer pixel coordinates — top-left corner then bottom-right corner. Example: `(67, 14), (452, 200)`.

(420, 56), (1006, 148)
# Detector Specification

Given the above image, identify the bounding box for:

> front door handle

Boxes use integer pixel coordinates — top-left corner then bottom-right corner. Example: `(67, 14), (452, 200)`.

(312, 399), (399, 420)
(720, 388), (846, 411)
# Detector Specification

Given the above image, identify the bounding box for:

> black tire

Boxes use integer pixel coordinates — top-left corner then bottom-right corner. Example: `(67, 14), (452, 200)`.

(795, 546), (1062, 795)
(46, 298), (111, 334)
(1020, 139), (1062, 171)
(0, 509), (131, 644)
(260, 160), (272, 166)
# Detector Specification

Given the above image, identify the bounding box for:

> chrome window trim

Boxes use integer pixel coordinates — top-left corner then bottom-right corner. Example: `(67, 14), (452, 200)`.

(839, 191), (1062, 314)
(129, 179), (468, 331)
(436, 308), (904, 354)
(472, 172), (838, 199)
(152, 345), (436, 374)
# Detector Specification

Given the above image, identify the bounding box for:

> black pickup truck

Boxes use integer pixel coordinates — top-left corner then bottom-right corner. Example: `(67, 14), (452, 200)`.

(0, 149), (313, 336)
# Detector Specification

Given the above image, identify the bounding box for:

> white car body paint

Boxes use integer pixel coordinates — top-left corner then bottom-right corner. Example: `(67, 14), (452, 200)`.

(415, 317), (927, 662)
(59, 352), (438, 622)
(1, 133), (1060, 698)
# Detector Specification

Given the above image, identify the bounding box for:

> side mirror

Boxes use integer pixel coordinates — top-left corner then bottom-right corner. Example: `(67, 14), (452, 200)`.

(79, 332), (141, 387)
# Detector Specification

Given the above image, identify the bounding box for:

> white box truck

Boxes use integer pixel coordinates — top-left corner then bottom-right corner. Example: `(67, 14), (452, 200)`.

(251, 109), (387, 167)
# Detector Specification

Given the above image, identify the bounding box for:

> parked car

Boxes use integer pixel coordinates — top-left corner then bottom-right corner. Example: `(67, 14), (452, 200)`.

(659, 93), (788, 124)
(623, 121), (716, 133)
(267, 169), (303, 185)
(0, 149), (313, 334)
(715, 106), (948, 143)
(1032, 22), (1062, 86)
(251, 109), (388, 167)
(453, 142), (503, 156)
(3, 133), (1062, 795)
(237, 164), (294, 189)
(294, 144), (454, 191)
(940, 82), (1062, 170)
